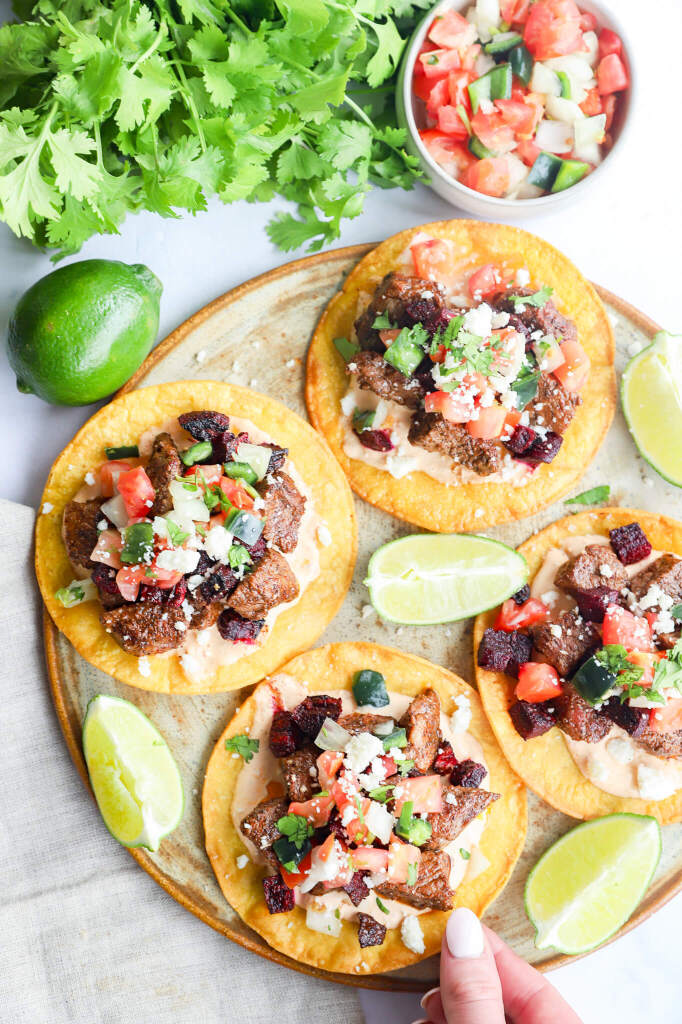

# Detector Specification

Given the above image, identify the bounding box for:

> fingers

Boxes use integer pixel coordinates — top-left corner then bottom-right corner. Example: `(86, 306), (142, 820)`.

(437, 909), (506, 1024)
(484, 926), (583, 1024)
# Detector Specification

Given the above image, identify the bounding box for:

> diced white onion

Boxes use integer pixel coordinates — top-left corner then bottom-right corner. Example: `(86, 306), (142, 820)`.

(474, 0), (501, 42)
(530, 62), (561, 97)
(513, 179), (545, 200)
(364, 802), (395, 845)
(474, 52), (496, 76)
(545, 54), (596, 83)
(372, 718), (395, 736)
(573, 114), (606, 163)
(101, 494), (128, 528)
(545, 95), (585, 125)
(169, 480), (210, 522)
(314, 717), (352, 752)
(535, 119), (574, 154)
(503, 153), (529, 198)
(582, 30), (599, 66)
(305, 906), (342, 937)
(236, 442), (271, 480)
(165, 509), (197, 539)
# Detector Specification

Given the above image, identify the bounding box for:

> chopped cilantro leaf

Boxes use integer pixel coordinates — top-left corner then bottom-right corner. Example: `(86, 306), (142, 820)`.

(670, 604), (682, 622)
(566, 486), (611, 508)
(353, 408), (376, 433)
(508, 286), (553, 311)
(369, 784), (395, 803)
(225, 734), (260, 763)
(511, 364), (541, 408)
(375, 896), (389, 914)
(372, 312), (396, 330)
(276, 813), (314, 850)
(165, 518), (189, 547)
(228, 544), (252, 570)
(406, 861), (417, 886)
(459, 848), (471, 860)
(397, 758), (415, 777)
(334, 337), (360, 363)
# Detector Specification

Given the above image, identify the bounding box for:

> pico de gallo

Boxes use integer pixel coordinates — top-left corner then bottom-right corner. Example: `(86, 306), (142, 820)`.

(413, 0), (629, 198)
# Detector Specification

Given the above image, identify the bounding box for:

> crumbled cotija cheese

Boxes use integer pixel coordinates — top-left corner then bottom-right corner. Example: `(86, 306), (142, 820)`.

(401, 915), (425, 954)
(451, 694), (472, 733)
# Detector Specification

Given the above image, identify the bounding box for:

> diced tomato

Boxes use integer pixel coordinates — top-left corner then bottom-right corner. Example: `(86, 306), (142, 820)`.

(414, 40), (439, 76)
(151, 566), (184, 589)
(419, 47), (461, 81)
(602, 606), (655, 652)
(380, 755), (398, 777)
(495, 598), (550, 632)
(318, 836), (353, 889)
(495, 98), (537, 138)
(626, 650), (666, 688)
(410, 237), (455, 283)
(597, 53), (628, 95)
(461, 43), (481, 71)
(515, 138), (541, 167)
(515, 662), (562, 702)
(115, 565), (148, 602)
(428, 10), (472, 49)
(426, 77), (450, 122)
(117, 466), (155, 520)
(219, 476), (254, 511)
(289, 794), (335, 828)
(317, 751), (344, 790)
(387, 837), (421, 884)
(99, 460), (131, 498)
(468, 264), (500, 300)
(316, 834), (338, 862)
(183, 464), (223, 486)
(420, 131), (476, 179)
(90, 529), (124, 570)
(553, 339), (590, 393)
(501, 0), (530, 24)
(649, 698), (682, 735)
(379, 328), (401, 347)
(598, 28), (622, 61)
(463, 157), (511, 198)
(579, 88), (602, 117)
(503, 409), (522, 437)
(579, 11), (598, 31)
(448, 69), (475, 110)
(603, 94), (616, 131)
(280, 850), (312, 888)
(425, 390), (473, 424)
(490, 328), (525, 379)
(351, 847), (389, 873)
(331, 771), (360, 815)
(524, 0), (583, 59)
(471, 109), (516, 153)
(467, 403), (507, 440)
(437, 104), (469, 139)
(345, 797), (374, 846)
(393, 775), (443, 815)
(414, 73), (434, 103)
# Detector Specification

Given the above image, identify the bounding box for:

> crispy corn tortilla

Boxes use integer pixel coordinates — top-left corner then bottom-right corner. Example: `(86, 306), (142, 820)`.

(306, 220), (616, 532)
(36, 380), (357, 695)
(203, 641), (527, 975)
(475, 508), (682, 824)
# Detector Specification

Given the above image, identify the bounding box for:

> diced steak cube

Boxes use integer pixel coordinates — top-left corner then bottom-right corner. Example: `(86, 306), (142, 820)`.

(601, 697), (649, 738)
(509, 699), (557, 740)
(408, 410), (501, 476)
(258, 471), (305, 554)
(100, 603), (186, 656)
(357, 913), (386, 948)
(609, 522), (653, 565)
(63, 498), (106, 570)
(354, 272), (447, 351)
(554, 682), (611, 743)
(263, 874), (295, 914)
(375, 850), (452, 911)
(489, 288), (578, 346)
(530, 610), (600, 677)
(338, 713), (393, 736)
(526, 374), (580, 436)
(178, 410), (231, 442)
(629, 555), (682, 604)
(146, 432), (182, 516)
(282, 744), (319, 802)
(554, 544), (628, 597)
(424, 781), (499, 850)
(240, 797), (288, 866)
(352, 350), (423, 408)
(227, 550), (299, 619)
(401, 688), (441, 773)
(636, 727), (682, 758)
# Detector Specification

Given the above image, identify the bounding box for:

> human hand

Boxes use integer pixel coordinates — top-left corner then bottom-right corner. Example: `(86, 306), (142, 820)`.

(415, 908), (582, 1024)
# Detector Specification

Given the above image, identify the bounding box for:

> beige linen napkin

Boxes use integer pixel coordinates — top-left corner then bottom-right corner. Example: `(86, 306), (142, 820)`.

(0, 498), (364, 1024)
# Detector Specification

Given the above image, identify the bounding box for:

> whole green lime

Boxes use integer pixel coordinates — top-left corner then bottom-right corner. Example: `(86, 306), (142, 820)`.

(7, 259), (163, 405)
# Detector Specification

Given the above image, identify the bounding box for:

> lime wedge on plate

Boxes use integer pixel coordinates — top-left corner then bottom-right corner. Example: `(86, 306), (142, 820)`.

(83, 694), (183, 851)
(525, 813), (661, 954)
(622, 331), (682, 487)
(364, 533), (528, 625)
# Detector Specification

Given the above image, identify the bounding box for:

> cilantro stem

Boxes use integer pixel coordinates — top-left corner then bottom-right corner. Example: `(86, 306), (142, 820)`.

(129, 23), (167, 74)
(172, 56), (207, 154)
(224, 5), (252, 35)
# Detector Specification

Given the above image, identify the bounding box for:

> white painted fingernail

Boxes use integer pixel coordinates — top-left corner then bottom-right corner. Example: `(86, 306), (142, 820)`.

(446, 907), (484, 959)
(420, 986), (440, 1009)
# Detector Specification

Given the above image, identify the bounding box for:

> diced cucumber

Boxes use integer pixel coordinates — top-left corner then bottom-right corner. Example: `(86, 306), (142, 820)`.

(468, 135), (498, 159)
(484, 31), (522, 54)
(509, 44), (533, 84)
(557, 70), (572, 98)
(468, 62), (512, 113)
(227, 509), (264, 546)
(572, 655), (617, 705)
(527, 151), (563, 190)
(236, 442), (271, 480)
(384, 330), (424, 377)
(105, 444), (139, 460)
(551, 159), (589, 192)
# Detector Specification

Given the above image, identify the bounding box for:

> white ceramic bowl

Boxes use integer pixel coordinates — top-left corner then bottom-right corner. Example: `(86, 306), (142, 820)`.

(396, 0), (635, 218)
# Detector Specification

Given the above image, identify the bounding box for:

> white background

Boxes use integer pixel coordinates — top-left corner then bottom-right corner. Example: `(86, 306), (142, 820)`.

(1, 0), (681, 1019)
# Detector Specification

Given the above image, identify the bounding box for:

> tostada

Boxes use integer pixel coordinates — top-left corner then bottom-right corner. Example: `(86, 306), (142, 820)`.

(475, 509), (682, 823)
(306, 220), (615, 531)
(36, 381), (356, 694)
(203, 642), (525, 974)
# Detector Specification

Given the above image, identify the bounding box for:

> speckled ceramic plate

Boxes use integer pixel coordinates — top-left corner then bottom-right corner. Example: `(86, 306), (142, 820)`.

(43, 243), (682, 991)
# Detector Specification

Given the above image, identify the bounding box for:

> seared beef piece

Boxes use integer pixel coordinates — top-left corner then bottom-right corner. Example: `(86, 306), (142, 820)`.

(212, 429), (249, 464)
(489, 288), (578, 346)
(217, 609), (264, 642)
(529, 610), (600, 677)
(228, 550), (299, 619)
(354, 272), (447, 351)
(507, 632), (533, 678)
(376, 850), (453, 911)
(191, 602), (223, 631)
(91, 562), (125, 609)
(240, 797), (287, 867)
(629, 555), (682, 603)
(609, 523), (652, 565)
(602, 697), (649, 738)
(477, 628), (513, 672)
(260, 443), (288, 474)
(636, 727), (682, 758)
(526, 374), (580, 436)
(199, 563), (240, 605)
(344, 871), (370, 907)
(292, 695), (343, 737)
(338, 712), (393, 736)
(401, 688), (441, 773)
(263, 875), (295, 914)
(555, 683), (611, 743)
(258, 471), (305, 554)
(554, 544), (628, 598)
(357, 913), (386, 948)
(408, 411), (501, 476)
(509, 699), (557, 739)
(269, 710), (304, 757)
(357, 429), (395, 453)
(282, 745), (319, 802)
(451, 760), (487, 789)
(178, 410), (231, 442)
(433, 740), (458, 775)
(100, 604), (186, 656)
(63, 498), (105, 570)
(575, 586), (621, 623)
(513, 584), (531, 605)
(352, 350), (423, 409)
(424, 781), (499, 850)
(657, 630), (682, 650)
(145, 432), (181, 516)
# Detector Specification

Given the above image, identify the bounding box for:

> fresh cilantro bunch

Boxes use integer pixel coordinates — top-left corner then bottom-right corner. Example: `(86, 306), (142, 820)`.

(0, 0), (427, 256)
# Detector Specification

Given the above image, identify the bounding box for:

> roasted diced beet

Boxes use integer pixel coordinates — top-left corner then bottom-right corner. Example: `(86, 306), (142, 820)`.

(356, 428), (394, 452)
(602, 696), (649, 737)
(509, 699), (557, 740)
(165, 577), (188, 607)
(404, 295), (446, 332)
(195, 551), (215, 575)
(507, 632), (533, 678)
(240, 535), (266, 563)
(327, 809), (347, 844)
(91, 562), (120, 596)
(522, 431), (563, 466)
(217, 609), (265, 643)
(477, 628), (512, 672)
(512, 584), (531, 605)
(199, 564), (239, 604)
(343, 871), (370, 907)
(504, 425), (538, 456)
(433, 740), (458, 775)
(263, 874), (295, 914)
(269, 709), (304, 757)
(450, 759), (487, 788)
(138, 585), (164, 604)
(211, 429), (249, 464)
(262, 443), (288, 474)
(178, 411), (231, 441)
(357, 912), (386, 948)
(575, 586), (620, 623)
(291, 695), (343, 737)
(609, 523), (653, 566)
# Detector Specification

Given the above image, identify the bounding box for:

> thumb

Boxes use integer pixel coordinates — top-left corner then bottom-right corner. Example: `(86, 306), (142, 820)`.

(438, 908), (505, 1024)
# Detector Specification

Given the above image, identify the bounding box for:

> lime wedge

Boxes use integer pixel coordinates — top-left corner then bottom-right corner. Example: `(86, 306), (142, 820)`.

(525, 813), (661, 954)
(622, 331), (682, 487)
(364, 533), (528, 625)
(82, 694), (183, 852)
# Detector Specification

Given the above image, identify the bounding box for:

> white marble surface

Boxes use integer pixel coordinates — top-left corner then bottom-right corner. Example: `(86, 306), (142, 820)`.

(1, 0), (681, 1020)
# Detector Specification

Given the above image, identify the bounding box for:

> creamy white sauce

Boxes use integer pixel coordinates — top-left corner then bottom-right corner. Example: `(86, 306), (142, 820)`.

(233, 676), (492, 933)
